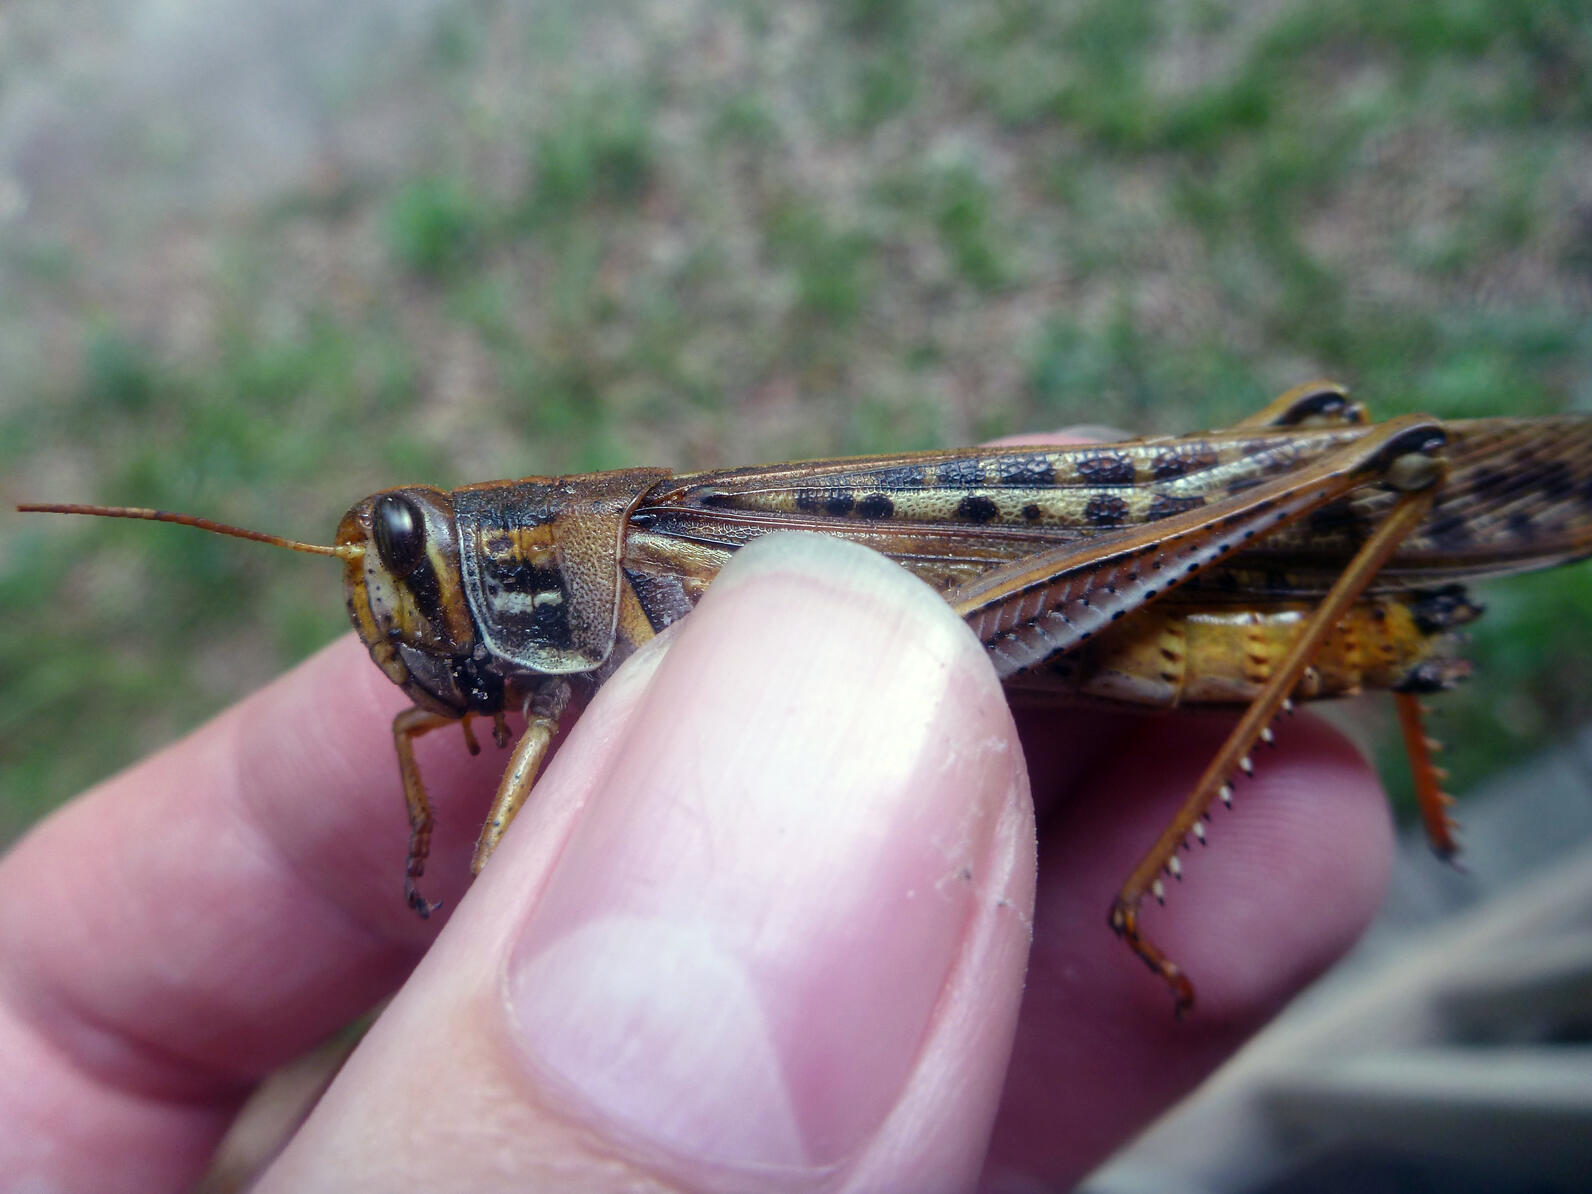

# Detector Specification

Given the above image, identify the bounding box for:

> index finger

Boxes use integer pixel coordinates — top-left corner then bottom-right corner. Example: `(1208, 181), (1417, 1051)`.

(0, 634), (516, 1189)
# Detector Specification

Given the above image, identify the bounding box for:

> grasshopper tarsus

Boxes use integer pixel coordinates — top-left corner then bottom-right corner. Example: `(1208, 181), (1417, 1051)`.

(404, 878), (442, 923)
(405, 848), (442, 921)
(1110, 896), (1196, 1015)
(406, 887), (440, 920)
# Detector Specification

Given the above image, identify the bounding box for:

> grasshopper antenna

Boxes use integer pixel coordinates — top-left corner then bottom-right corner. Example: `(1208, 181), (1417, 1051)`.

(16, 503), (362, 560)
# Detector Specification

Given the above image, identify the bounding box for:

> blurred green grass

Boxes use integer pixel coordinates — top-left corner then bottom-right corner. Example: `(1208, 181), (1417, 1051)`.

(2, 0), (1590, 842)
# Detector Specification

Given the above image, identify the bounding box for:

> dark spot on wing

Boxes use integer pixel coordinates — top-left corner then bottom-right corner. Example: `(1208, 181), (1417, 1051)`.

(1426, 512), (1471, 546)
(996, 456), (1056, 486)
(858, 493), (895, 519)
(1077, 452), (1135, 485)
(957, 494), (999, 523)
(1506, 510), (1534, 539)
(1146, 493), (1206, 521)
(1538, 460), (1574, 501)
(1151, 454), (1186, 480)
(873, 464), (927, 489)
(1470, 467), (1511, 498)
(825, 492), (856, 516)
(1308, 502), (1369, 537)
(1151, 443), (1218, 480)
(701, 492), (734, 508)
(1227, 477), (1263, 495)
(1512, 450), (1574, 503)
(937, 459), (982, 488)
(1022, 502), (1043, 521)
(795, 491), (822, 512)
(1085, 494), (1129, 525)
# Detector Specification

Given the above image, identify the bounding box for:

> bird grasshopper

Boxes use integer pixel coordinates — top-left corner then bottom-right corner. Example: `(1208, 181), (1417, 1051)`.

(21, 383), (1592, 1012)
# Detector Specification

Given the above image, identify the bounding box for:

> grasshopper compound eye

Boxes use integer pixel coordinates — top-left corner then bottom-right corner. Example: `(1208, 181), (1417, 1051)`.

(373, 493), (427, 579)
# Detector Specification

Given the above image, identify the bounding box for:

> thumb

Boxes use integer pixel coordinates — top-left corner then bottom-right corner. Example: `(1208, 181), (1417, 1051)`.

(257, 533), (1036, 1193)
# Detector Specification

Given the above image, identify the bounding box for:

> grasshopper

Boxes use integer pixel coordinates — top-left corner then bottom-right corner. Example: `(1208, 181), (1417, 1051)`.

(21, 383), (1592, 1012)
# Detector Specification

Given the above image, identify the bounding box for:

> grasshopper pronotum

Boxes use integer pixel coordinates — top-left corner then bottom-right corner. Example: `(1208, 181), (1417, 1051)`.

(22, 383), (1592, 1012)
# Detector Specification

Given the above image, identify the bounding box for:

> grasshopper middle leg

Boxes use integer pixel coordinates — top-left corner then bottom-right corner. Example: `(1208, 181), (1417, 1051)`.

(471, 678), (573, 876)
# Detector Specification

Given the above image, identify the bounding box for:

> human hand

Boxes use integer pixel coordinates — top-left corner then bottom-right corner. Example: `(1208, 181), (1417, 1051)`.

(0, 531), (1393, 1192)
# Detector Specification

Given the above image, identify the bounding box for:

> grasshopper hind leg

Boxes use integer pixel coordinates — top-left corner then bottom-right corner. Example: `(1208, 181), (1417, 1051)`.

(1110, 480), (1441, 1014)
(1235, 380), (1366, 429)
(1394, 691), (1462, 861)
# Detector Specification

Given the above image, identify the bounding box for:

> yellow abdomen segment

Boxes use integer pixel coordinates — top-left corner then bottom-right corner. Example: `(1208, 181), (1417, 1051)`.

(1009, 597), (1451, 708)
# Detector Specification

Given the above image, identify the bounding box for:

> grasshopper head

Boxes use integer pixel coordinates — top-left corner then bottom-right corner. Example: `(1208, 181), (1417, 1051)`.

(337, 486), (498, 716)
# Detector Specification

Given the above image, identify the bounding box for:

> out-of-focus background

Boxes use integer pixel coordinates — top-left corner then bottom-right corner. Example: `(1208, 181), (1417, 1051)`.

(3, 2), (1592, 1189)
(2, 1), (1590, 848)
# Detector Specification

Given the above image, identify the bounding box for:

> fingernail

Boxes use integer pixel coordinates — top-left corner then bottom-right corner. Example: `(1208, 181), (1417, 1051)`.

(506, 534), (1023, 1176)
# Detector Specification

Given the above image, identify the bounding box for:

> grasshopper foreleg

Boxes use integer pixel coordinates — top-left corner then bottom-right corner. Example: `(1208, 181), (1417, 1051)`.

(393, 707), (460, 919)
(395, 681), (572, 917)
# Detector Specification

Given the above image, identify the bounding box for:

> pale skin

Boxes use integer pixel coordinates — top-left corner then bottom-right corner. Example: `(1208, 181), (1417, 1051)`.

(0, 504), (1394, 1193)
